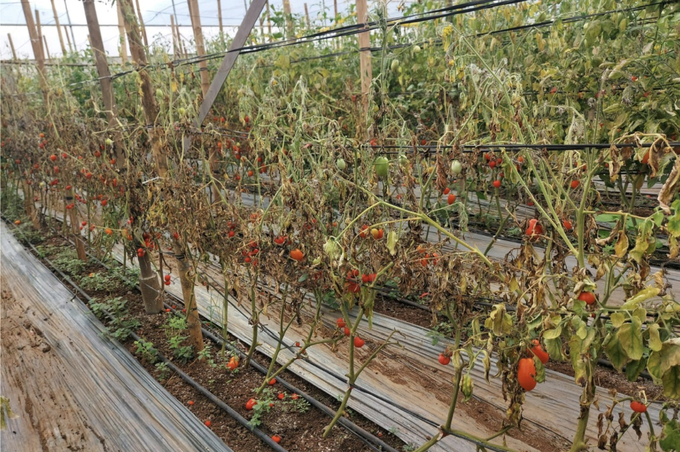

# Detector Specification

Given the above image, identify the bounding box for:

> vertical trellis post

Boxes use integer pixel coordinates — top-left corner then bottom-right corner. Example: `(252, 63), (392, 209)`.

(135, 0), (149, 49)
(187, 0), (210, 97)
(357, 0), (372, 126)
(116, 1), (128, 63)
(49, 0), (67, 55)
(8, 33), (17, 60)
(283, 0), (294, 39)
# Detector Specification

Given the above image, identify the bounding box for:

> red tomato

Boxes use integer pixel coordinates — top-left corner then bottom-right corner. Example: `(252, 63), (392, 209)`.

(518, 357), (537, 391)
(578, 292), (596, 305)
(245, 398), (257, 410)
(438, 353), (450, 365)
(530, 340), (549, 364)
(630, 401), (647, 413)
(354, 337), (365, 348)
(290, 249), (304, 261)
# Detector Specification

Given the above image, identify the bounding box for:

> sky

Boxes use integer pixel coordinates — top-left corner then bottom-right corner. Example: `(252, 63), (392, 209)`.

(0, 0), (401, 60)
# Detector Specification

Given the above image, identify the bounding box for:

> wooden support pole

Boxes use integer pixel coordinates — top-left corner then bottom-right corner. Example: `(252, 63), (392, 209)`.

(334, 0), (338, 19)
(116, 1), (128, 63)
(7, 33), (17, 60)
(283, 0), (294, 39)
(187, 0), (210, 97)
(266, 0), (271, 41)
(34, 9), (45, 61)
(135, 0), (149, 49)
(356, 0), (372, 128)
(49, 0), (67, 55)
(118, 0), (168, 316)
(304, 3), (311, 29)
(64, 25), (73, 52)
(217, 0), (224, 36)
(43, 35), (51, 63)
(82, 1), (119, 128)
(170, 15), (179, 57)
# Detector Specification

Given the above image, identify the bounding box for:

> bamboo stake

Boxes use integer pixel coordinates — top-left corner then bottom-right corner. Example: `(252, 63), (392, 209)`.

(49, 0), (67, 55)
(34, 9), (45, 61)
(43, 35), (51, 63)
(120, 0), (204, 347)
(217, 0), (224, 36)
(170, 15), (179, 57)
(135, 0), (149, 49)
(304, 3), (311, 29)
(7, 33), (17, 60)
(334, 0), (338, 18)
(116, 0), (128, 63)
(187, 0), (210, 97)
(283, 0), (294, 39)
(64, 25), (73, 52)
(266, 0), (271, 41)
(356, 0), (372, 132)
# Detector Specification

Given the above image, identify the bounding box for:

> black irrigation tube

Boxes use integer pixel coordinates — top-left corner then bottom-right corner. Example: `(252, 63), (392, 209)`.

(6, 221), (290, 452)
(6, 216), (667, 452)
(39, 220), (402, 452)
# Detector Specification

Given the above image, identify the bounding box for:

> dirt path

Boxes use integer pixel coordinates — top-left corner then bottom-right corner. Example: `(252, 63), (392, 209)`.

(0, 222), (232, 452)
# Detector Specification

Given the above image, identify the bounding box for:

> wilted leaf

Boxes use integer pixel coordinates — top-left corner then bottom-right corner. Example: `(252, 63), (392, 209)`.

(614, 230), (629, 258)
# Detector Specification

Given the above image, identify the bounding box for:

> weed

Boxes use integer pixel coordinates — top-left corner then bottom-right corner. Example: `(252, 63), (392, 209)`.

(249, 388), (275, 428)
(134, 339), (158, 364)
(155, 362), (170, 381)
(90, 296), (140, 341)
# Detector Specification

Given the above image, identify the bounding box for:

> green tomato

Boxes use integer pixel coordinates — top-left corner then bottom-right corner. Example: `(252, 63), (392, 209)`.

(374, 156), (390, 178)
(105, 138), (113, 146)
(450, 160), (462, 175)
(398, 154), (409, 167)
(178, 107), (186, 116)
(391, 59), (400, 71)
(336, 158), (347, 171)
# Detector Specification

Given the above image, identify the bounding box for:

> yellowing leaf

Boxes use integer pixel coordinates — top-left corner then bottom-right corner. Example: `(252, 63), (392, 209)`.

(622, 287), (661, 309)
(614, 230), (629, 258)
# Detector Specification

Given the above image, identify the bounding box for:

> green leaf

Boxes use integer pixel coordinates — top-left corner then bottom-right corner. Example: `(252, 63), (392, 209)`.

(659, 417), (680, 451)
(604, 332), (629, 371)
(625, 358), (647, 382)
(545, 337), (565, 361)
(610, 312), (626, 328)
(647, 341), (680, 381)
(617, 318), (644, 360)
(648, 324), (663, 352)
(544, 325), (562, 340)
(662, 366), (680, 399)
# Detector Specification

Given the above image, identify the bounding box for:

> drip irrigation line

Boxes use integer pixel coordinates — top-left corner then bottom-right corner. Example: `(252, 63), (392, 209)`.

(374, 141), (680, 153)
(2, 223), (287, 451)
(52, 236), (425, 451)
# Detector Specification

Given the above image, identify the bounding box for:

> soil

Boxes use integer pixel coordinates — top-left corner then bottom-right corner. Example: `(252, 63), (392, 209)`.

(24, 227), (406, 452)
